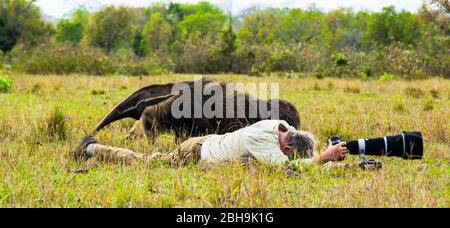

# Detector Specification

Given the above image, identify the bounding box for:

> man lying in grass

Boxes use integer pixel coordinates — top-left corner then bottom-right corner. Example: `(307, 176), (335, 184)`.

(71, 120), (349, 170)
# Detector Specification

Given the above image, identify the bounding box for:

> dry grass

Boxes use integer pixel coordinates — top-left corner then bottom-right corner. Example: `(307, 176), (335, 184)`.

(0, 74), (449, 207)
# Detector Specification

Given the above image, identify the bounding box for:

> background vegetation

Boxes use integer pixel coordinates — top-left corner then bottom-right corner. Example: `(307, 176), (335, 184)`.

(0, 0), (449, 78)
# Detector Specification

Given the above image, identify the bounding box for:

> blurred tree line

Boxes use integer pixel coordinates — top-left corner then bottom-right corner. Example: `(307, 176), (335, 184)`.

(0, 0), (449, 78)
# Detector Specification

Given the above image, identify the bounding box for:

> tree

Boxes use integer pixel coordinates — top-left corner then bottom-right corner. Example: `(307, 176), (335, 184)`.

(131, 28), (146, 57)
(0, 0), (52, 52)
(323, 9), (369, 51)
(364, 6), (423, 48)
(419, 0), (450, 35)
(238, 11), (280, 45)
(174, 33), (215, 73)
(171, 2), (226, 37)
(210, 14), (236, 72)
(55, 7), (89, 43)
(178, 1), (224, 17)
(431, 0), (450, 12)
(83, 6), (135, 52)
(220, 16), (236, 72)
(142, 12), (172, 56)
(180, 11), (226, 37)
(168, 2), (183, 22)
(275, 9), (328, 45)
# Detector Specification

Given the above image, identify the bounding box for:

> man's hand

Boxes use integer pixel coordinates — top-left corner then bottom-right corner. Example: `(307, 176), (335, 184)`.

(314, 142), (348, 164)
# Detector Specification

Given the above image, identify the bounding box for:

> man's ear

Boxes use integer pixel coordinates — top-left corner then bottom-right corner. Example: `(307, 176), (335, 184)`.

(281, 145), (294, 155)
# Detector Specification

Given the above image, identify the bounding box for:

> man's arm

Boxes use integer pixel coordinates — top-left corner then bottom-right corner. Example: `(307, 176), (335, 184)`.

(312, 142), (348, 164)
(288, 142), (349, 169)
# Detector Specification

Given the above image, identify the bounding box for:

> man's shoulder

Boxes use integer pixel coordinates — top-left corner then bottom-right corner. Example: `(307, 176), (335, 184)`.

(256, 119), (285, 125)
(251, 119), (294, 132)
(239, 125), (278, 143)
(252, 119), (287, 128)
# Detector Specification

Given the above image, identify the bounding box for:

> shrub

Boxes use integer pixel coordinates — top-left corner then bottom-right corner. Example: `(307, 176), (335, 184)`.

(380, 44), (426, 79)
(392, 97), (405, 112)
(91, 89), (106, 95)
(0, 51), (4, 68)
(12, 43), (115, 75)
(379, 72), (396, 82)
(264, 49), (297, 72)
(173, 34), (215, 74)
(312, 83), (322, 91)
(249, 67), (262, 77)
(358, 71), (368, 80)
(30, 83), (45, 95)
(422, 98), (434, 111)
(46, 106), (67, 140)
(343, 86), (360, 94)
(11, 43), (167, 76)
(314, 70), (326, 79)
(327, 81), (334, 90)
(5, 27), (448, 78)
(334, 53), (348, 66)
(404, 87), (424, 99)
(429, 89), (440, 99)
(0, 76), (12, 93)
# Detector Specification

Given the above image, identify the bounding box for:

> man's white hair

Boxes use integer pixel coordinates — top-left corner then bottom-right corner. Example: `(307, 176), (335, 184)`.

(285, 130), (316, 158)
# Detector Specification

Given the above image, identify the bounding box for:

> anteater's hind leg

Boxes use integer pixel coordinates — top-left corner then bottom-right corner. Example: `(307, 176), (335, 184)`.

(126, 120), (146, 140)
(126, 115), (161, 141)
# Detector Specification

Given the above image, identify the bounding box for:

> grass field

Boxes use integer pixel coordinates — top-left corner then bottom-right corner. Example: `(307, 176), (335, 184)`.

(0, 74), (449, 207)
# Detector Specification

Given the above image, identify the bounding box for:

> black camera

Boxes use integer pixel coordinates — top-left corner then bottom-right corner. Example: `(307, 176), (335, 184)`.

(329, 135), (341, 146)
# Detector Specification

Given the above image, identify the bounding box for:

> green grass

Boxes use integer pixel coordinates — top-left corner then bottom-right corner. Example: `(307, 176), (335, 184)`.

(0, 74), (449, 207)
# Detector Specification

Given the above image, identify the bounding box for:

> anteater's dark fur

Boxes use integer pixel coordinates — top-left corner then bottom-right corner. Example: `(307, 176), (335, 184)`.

(94, 79), (301, 139)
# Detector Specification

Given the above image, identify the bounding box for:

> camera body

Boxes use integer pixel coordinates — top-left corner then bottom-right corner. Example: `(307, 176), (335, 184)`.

(329, 135), (345, 161)
(329, 135), (341, 146)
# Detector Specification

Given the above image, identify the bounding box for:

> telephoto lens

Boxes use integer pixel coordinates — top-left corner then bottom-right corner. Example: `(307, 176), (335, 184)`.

(346, 131), (423, 160)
